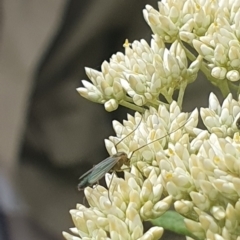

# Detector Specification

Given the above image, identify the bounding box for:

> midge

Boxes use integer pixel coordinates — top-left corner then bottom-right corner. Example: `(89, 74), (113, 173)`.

(78, 117), (189, 190)
(78, 152), (130, 190)
(77, 118), (142, 190)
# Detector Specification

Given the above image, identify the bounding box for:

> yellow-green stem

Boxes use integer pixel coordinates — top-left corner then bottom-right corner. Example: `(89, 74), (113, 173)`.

(120, 100), (145, 113)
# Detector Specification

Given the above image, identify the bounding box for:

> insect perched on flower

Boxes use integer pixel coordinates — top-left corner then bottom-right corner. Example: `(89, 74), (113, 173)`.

(78, 152), (130, 190)
(77, 118), (143, 190)
(78, 115), (190, 191)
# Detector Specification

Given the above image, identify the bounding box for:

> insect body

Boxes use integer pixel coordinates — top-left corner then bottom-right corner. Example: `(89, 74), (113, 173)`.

(78, 116), (190, 190)
(78, 117), (143, 190)
(78, 152), (129, 190)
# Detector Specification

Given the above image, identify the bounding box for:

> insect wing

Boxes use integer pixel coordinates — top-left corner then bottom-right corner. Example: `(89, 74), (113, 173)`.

(86, 155), (121, 185)
(79, 166), (96, 181)
(78, 155), (121, 189)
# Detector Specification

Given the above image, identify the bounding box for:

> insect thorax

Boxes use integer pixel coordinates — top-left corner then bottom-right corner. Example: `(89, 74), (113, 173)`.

(112, 152), (129, 171)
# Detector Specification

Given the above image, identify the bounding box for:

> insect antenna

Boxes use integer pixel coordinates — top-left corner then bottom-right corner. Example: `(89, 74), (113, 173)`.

(105, 115), (143, 202)
(104, 118), (191, 204)
(112, 96), (146, 152)
(79, 114), (144, 205)
(112, 114), (143, 151)
(127, 118), (191, 165)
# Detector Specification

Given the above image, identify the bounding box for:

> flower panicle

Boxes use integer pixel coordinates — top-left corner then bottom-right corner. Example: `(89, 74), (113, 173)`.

(65, 0), (240, 239)
(77, 37), (201, 112)
(65, 93), (240, 239)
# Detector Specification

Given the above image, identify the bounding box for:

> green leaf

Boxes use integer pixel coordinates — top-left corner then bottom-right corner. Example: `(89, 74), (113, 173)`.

(149, 211), (200, 240)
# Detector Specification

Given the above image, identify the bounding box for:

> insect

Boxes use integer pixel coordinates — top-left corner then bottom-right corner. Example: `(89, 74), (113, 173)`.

(78, 118), (142, 190)
(78, 116), (190, 191)
(78, 152), (130, 190)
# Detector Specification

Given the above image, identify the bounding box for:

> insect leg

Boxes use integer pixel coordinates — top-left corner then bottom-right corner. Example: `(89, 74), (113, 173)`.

(107, 171), (116, 204)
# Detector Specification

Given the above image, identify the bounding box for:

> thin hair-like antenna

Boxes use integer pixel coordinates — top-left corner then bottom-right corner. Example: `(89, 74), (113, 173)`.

(128, 118), (191, 159)
(114, 114), (142, 148)
(102, 115), (142, 202)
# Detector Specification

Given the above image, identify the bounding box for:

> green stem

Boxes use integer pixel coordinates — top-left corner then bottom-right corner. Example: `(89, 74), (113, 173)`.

(228, 81), (238, 92)
(120, 100), (145, 113)
(218, 80), (231, 97)
(161, 89), (173, 103)
(144, 102), (158, 109)
(125, 95), (169, 110)
(145, 98), (161, 108)
(125, 96), (134, 103)
(151, 99), (170, 108)
(183, 44), (197, 63)
(177, 82), (187, 109)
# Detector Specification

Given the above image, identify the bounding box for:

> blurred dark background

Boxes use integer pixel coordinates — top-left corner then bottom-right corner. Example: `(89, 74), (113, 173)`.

(0, 0), (220, 239)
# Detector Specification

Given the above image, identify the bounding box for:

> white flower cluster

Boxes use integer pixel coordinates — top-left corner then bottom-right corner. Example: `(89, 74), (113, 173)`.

(143, 0), (218, 43)
(201, 93), (240, 137)
(78, 0), (240, 115)
(77, 37), (201, 112)
(105, 102), (198, 178)
(143, 0), (240, 82)
(177, 133), (240, 238)
(64, 94), (240, 239)
(66, 0), (240, 239)
(63, 101), (197, 240)
(63, 169), (166, 240)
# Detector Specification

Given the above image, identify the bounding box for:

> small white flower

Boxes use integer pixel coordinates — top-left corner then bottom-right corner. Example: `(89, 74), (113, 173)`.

(143, 0), (219, 44)
(143, 4), (179, 42)
(63, 168), (164, 240)
(193, 16), (240, 82)
(105, 102), (198, 174)
(77, 37), (200, 111)
(144, 0), (240, 84)
(201, 93), (240, 137)
(67, 0), (240, 238)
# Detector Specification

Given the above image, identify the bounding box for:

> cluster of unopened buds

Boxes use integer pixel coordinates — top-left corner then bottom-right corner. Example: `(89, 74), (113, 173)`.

(63, 1), (240, 239)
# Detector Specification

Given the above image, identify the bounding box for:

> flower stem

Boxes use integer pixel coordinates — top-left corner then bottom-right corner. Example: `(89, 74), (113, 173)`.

(177, 82), (187, 109)
(120, 100), (145, 113)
